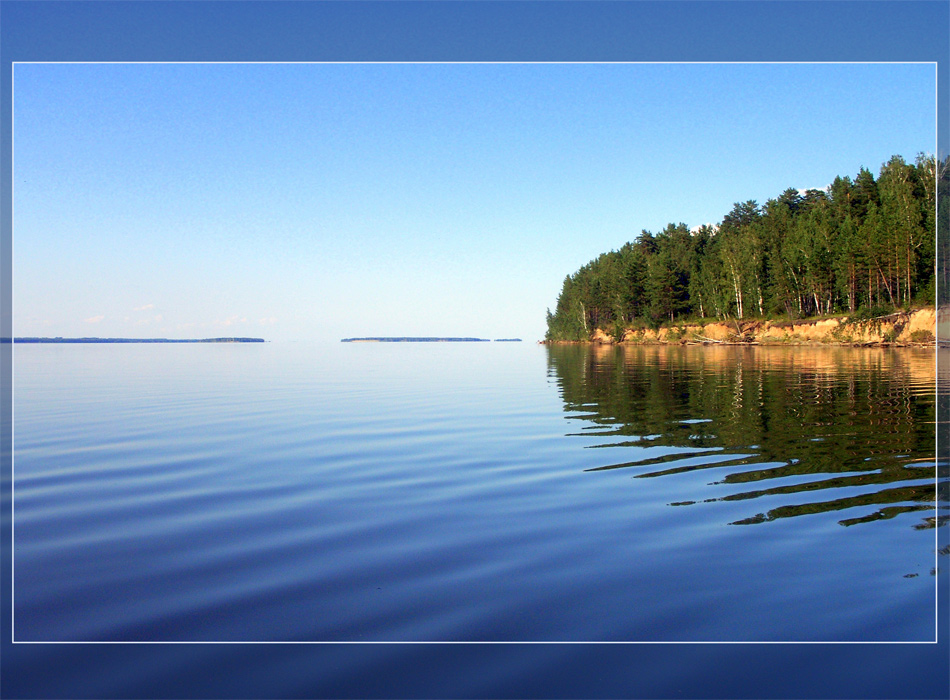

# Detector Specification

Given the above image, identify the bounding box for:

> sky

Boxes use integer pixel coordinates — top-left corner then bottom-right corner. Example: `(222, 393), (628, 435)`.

(12, 62), (936, 343)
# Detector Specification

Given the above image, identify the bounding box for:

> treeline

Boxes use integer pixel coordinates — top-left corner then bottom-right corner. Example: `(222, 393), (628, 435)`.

(546, 154), (947, 341)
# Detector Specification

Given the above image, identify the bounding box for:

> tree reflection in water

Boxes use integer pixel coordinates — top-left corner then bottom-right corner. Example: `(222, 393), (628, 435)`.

(546, 344), (948, 529)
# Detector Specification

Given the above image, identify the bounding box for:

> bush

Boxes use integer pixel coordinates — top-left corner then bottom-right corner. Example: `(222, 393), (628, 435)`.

(612, 320), (627, 343)
(909, 329), (935, 344)
(851, 305), (891, 321)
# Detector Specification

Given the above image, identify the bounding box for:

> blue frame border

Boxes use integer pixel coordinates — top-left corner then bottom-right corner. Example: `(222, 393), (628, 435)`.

(1, 2), (947, 698)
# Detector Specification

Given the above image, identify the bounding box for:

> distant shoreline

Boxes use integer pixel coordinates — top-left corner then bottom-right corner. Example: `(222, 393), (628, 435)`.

(4, 337), (266, 343)
(341, 337), (522, 343)
(341, 337), (490, 343)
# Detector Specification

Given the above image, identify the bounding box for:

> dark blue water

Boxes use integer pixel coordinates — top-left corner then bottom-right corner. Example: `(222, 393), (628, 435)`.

(5, 342), (949, 697)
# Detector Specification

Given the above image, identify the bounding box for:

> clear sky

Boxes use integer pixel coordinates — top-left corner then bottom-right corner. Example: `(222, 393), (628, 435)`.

(13, 62), (935, 342)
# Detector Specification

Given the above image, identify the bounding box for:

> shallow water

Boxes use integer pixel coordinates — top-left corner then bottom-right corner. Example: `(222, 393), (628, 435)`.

(11, 341), (945, 645)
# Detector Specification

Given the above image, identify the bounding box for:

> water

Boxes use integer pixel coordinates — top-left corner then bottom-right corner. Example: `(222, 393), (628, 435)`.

(6, 341), (950, 695)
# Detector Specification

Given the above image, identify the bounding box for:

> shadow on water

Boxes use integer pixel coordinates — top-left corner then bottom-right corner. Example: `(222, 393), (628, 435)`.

(546, 343), (948, 530)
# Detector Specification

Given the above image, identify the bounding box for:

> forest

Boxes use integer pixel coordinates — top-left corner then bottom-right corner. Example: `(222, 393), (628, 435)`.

(546, 154), (948, 341)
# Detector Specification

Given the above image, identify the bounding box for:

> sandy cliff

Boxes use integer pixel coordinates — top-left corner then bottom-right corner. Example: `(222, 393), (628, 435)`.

(578, 308), (938, 346)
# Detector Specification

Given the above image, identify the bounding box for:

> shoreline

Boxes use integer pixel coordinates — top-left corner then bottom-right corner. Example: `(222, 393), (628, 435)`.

(4, 337), (266, 343)
(542, 308), (940, 348)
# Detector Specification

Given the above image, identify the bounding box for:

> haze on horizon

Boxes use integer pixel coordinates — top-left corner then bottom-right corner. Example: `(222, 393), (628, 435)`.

(13, 62), (935, 343)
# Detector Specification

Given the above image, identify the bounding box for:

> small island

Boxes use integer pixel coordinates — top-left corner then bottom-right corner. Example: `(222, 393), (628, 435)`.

(341, 337), (490, 343)
(5, 337), (265, 343)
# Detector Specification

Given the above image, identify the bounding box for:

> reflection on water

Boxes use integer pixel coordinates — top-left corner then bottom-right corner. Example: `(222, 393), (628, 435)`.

(547, 344), (947, 529)
(11, 343), (946, 649)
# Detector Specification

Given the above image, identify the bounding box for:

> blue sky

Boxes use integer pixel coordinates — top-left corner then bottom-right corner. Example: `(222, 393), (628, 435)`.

(13, 62), (935, 342)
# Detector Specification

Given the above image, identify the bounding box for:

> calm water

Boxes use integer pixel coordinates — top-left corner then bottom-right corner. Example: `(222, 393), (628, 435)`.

(6, 341), (950, 695)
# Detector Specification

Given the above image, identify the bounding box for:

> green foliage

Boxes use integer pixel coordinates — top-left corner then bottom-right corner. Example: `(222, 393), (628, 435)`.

(850, 305), (891, 321)
(665, 326), (684, 342)
(611, 318), (627, 343)
(545, 154), (944, 341)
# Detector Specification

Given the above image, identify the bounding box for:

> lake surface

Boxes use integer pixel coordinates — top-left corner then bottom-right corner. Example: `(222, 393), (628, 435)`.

(6, 341), (950, 695)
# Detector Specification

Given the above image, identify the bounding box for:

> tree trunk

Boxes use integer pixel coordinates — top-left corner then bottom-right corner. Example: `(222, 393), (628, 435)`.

(729, 263), (743, 319)
(876, 265), (894, 305)
(906, 240), (912, 305)
(848, 265), (858, 313)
